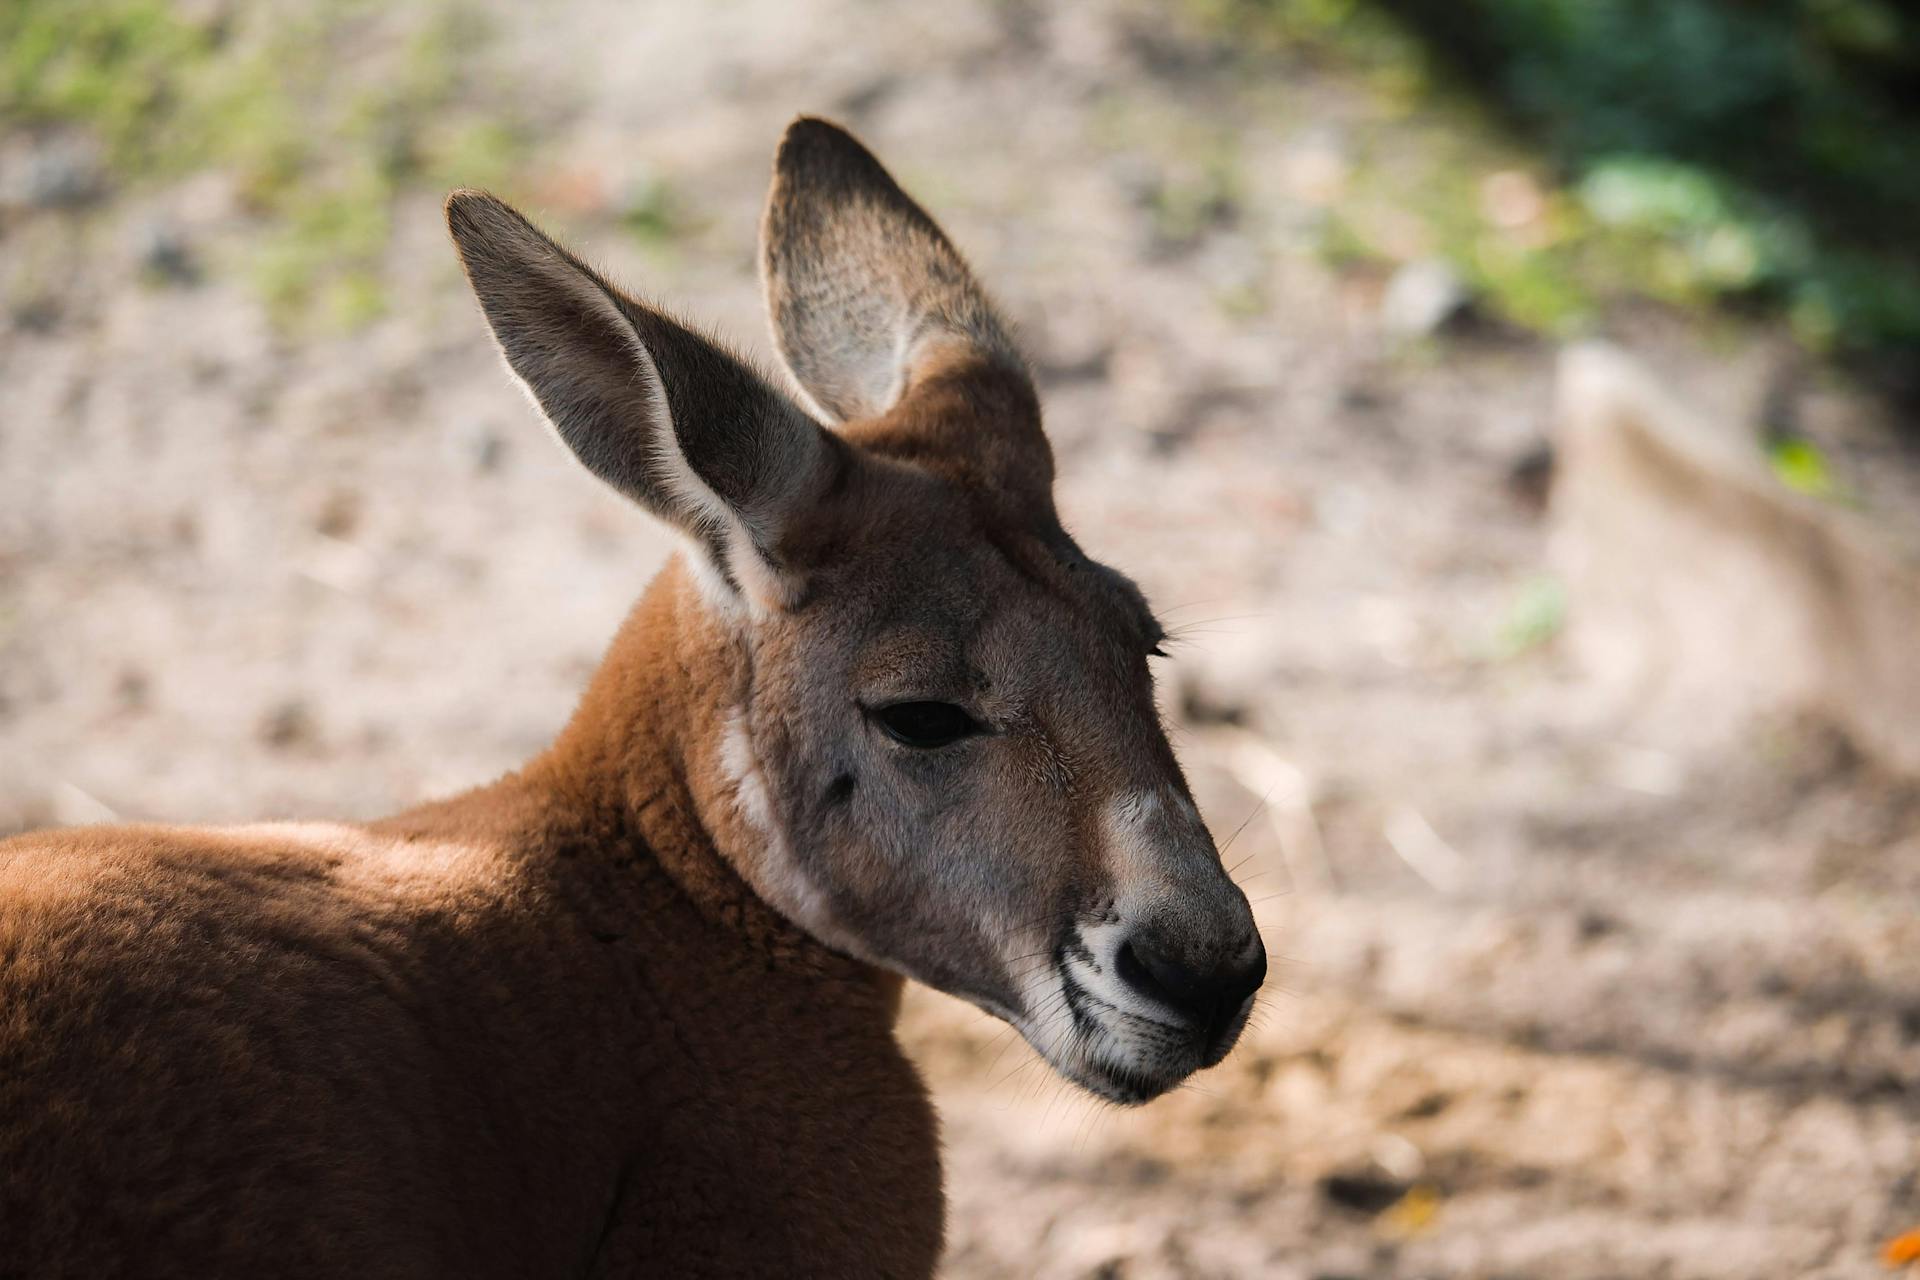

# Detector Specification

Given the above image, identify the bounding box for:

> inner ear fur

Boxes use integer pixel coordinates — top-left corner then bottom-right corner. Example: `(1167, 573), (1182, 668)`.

(759, 117), (1050, 497)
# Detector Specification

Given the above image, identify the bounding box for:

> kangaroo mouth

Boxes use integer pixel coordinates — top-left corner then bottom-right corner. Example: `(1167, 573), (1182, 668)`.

(1008, 929), (1254, 1106)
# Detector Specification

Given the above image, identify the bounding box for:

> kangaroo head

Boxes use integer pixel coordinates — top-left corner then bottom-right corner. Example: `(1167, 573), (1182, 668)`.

(445, 118), (1263, 1104)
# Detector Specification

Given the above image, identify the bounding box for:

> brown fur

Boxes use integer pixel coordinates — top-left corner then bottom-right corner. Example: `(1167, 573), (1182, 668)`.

(0, 118), (1259, 1277)
(1, 569), (940, 1277)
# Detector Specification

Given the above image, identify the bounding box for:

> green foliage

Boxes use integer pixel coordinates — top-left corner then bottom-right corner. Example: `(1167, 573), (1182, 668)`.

(1372, 0), (1920, 358)
(1496, 575), (1567, 658)
(1192, 0), (1920, 360)
(2, 0), (215, 165)
(1311, 212), (1378, 273)
(1766, 436), (1846, 501)
(1145, 148), (1244, 249)
(1406, 0), (1918, 222)
(1, 0), (527, 330)
(617, 173), (689, 247)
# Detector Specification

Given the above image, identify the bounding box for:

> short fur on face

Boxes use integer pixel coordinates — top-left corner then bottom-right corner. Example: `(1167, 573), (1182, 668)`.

(447, 117), (1263, 1104)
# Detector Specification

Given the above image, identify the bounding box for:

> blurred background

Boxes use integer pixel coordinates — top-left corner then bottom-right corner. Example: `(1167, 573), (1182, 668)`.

(3, 1), (1918, 1276)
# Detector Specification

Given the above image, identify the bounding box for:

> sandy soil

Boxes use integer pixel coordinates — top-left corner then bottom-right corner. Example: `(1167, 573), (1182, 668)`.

(3, 3), (1915, 1276)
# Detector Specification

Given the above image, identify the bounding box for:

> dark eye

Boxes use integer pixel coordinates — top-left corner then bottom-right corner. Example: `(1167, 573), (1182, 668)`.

(873, 701), (980, 749)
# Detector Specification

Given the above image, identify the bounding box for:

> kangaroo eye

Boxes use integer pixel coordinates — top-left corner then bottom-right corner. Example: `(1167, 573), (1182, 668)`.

(874, 701), (980, 749)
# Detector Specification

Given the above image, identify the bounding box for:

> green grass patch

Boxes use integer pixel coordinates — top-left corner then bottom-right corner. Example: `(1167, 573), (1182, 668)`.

(1184, 0), (1920, 362)
(1, 0), (528, 330)
(1495, 574), (1567, 658)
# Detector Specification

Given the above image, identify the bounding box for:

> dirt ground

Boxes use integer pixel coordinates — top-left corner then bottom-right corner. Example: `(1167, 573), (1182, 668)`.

(3, 3), (1916, 1276)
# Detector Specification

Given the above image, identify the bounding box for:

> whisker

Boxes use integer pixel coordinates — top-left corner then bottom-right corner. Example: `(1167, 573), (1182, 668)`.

(1215, 788), (1273, 858)
(1155, 596), (1235, 616)
(987, 1045), (1044, 1093)
(1164, 612), (1273, 640)
(1072, 1094), (1107, 1153)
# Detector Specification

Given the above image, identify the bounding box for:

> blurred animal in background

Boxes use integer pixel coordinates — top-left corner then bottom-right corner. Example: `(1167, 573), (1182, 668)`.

(0, 118), (1262, 1277)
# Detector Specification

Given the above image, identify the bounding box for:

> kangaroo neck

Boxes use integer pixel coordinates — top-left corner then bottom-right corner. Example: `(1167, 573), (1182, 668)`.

(529, 562), (882, 986)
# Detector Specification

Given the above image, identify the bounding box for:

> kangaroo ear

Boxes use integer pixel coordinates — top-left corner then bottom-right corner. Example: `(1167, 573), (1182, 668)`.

(447, 190), (838, 613)
(760, 118), (1048, 493)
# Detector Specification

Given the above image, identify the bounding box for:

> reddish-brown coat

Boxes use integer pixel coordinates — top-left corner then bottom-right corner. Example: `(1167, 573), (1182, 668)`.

(0, 565), (944, 1277)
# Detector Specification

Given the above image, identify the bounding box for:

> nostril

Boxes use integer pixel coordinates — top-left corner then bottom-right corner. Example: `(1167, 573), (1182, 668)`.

(1116, 936), (1215, 1014)
(1117, 934), (1268, 1030)
(1114, 938), (1164, 1004)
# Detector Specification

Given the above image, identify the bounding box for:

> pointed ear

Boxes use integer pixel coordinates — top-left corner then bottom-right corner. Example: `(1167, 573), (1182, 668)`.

(760, 118), (1048, 492)
(446, 190), (839, 612)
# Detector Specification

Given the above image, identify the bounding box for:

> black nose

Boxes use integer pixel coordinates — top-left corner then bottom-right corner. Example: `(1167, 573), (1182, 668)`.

(1115, 934), (1266, 1044)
